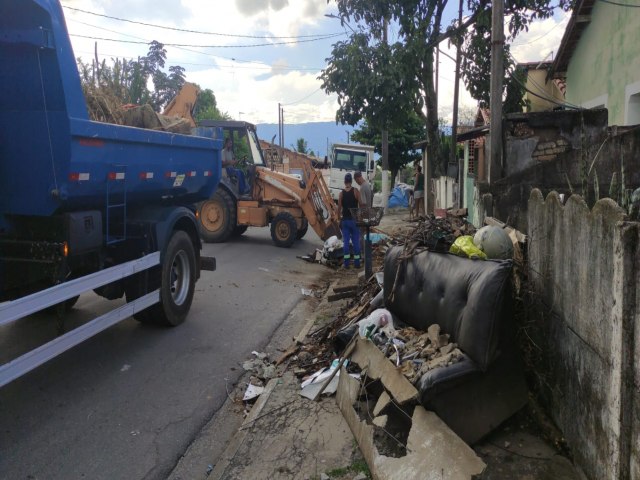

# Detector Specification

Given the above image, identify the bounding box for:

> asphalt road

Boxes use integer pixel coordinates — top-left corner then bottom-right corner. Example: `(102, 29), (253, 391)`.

(0, 227), (329, 480)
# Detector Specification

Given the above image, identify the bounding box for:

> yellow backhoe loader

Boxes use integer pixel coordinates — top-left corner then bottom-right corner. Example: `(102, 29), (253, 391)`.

(193, 120), (341, 247)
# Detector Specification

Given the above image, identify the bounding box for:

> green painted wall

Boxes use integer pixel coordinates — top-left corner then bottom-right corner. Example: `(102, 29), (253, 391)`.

(565, 2), (640, 125)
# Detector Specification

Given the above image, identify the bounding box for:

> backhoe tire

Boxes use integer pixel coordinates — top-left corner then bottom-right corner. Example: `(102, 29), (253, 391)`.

(296, 218), (309, 240)
(232, 225), (249, 237)
(199, 189), (237, 243)
(130, 230), (196, 326)
(271, 212), (297, 248)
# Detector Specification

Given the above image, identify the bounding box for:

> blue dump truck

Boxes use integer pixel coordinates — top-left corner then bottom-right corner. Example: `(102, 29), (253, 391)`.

(0, 0), (223, 387)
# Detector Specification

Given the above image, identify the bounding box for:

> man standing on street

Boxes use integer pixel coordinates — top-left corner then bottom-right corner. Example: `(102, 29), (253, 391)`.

(338, 173), (361, 269)
(354, 171), (372, 208)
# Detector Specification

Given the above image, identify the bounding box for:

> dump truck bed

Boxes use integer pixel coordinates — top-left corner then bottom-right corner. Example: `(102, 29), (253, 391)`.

(0, 0), (222, 220)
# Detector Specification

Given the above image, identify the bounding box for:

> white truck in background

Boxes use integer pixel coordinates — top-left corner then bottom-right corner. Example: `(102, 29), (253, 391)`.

(327, 143), (376, 200)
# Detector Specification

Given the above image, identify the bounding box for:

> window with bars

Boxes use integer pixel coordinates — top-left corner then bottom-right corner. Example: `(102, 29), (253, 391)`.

(468, 141), (477, 175)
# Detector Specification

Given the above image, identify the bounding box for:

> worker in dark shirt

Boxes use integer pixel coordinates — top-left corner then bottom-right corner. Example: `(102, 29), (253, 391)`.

(338, 173), (361, 269)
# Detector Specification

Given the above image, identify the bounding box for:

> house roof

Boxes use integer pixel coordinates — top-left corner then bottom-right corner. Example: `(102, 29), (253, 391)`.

(549, 0), (596, 78)
(476, 108), (491, 127)
(518, 61), (553, 70)
(457, 126), (489, 142)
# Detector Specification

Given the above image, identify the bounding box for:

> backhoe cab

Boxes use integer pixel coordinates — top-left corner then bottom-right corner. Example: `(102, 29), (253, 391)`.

(195, 120), (341, 247)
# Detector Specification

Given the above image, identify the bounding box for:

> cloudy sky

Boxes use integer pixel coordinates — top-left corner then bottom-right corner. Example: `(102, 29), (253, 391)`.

(61, 0), (571, 125)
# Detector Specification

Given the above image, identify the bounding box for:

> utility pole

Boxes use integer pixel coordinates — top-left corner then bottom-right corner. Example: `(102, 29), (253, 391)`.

(381, 17), (390, 212)
(435, 46), (439, 120)
(489, 0), (504, 184)
(451, 0), (463, 207)
(278, 103), (282, 148)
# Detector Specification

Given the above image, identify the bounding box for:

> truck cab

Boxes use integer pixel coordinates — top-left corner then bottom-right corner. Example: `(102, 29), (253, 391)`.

(194, 120), (265, 199)
(327, 143), (376, 200)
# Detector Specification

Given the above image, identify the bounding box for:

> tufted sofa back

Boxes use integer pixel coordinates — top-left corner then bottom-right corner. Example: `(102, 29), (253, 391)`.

(383, 246), (512, 371)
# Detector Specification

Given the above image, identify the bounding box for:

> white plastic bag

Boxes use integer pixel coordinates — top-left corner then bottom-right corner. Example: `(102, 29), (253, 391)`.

(358, 308), (393, 338)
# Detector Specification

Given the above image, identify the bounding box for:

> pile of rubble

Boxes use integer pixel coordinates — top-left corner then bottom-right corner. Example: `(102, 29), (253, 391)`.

(372, 323), (464, 385)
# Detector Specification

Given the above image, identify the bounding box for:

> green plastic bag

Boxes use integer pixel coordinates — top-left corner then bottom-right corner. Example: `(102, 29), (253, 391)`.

(449, 235), (487, 260)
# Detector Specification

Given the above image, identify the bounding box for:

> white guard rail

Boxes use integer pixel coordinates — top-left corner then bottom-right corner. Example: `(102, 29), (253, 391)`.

(0, 252), (160, 388)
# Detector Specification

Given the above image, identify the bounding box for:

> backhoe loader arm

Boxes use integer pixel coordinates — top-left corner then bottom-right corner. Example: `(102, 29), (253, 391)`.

(255, 163), (341, 241)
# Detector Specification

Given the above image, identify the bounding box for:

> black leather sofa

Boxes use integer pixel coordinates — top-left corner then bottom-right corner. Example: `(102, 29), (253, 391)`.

(383, 246), (528, 444)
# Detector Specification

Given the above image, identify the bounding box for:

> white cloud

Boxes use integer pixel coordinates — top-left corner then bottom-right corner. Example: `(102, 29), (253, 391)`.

(63, 1), (570, 126)
(509, 12), (571, 63)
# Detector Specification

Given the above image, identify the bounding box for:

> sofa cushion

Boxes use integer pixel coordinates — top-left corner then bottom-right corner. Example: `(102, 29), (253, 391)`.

(383, 246), (512, 370)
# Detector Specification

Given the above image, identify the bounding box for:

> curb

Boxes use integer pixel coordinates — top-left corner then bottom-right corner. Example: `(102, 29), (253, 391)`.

(207, 277), (342, 480)
(168, 275), (343, 480)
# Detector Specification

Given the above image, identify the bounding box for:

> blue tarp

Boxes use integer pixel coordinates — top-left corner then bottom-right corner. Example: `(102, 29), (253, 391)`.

(388, 183), (412, 208)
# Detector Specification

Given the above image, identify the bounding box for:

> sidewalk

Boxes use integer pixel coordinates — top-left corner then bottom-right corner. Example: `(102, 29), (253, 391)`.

(168, 208), (584, 480)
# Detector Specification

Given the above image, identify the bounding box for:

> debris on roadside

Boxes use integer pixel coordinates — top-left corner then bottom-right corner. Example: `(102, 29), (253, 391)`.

(242, 351), (276, 382)
(299, 358), (358, 400)
(243, 382), (265, 401)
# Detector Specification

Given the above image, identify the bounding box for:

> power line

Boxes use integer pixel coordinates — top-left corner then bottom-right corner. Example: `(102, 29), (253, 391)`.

(70, 33), (344, 48)
(511, 17), (568, 47)
(506, 53), (582, 110)
(74, 49), (322, 72)
(68, 20), (324, 71)
(598, 0), (640, 7)
(62, 5), (345, 39)
(281, 87), (323, 106)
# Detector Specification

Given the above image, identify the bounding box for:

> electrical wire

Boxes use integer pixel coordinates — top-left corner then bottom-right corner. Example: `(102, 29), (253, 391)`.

(507, 52), (583, 110)
(597, 0), (640, 7)
(62, 4), (345, 38)
(511, 16), (568, 47)
(70, 33), (343, 48)
(281, 87), (323, 106)
(68, 20), (324, 72)
(74, 49), (322, 72)
(70, 33), (344, 48)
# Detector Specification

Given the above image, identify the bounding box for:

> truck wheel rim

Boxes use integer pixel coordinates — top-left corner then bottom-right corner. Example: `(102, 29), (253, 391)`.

(170, 250), (190, 306)
(201, 201), (223, 232)
(275, 221), (291, 241)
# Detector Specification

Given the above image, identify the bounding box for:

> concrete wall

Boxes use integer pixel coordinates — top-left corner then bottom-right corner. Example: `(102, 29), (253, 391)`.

(489, 113), (640, 233)
(434, 176), (457, 209)
(565, 1), (640, 125)
(504, 109), (608, 178)
(528, 190), (639, 479)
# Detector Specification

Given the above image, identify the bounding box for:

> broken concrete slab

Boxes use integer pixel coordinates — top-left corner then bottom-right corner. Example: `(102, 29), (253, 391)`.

(350, 338), (418, 405)
(372, 415), (388, 429)
(337, 373), (486, 480)
(373, 391), (391, 417)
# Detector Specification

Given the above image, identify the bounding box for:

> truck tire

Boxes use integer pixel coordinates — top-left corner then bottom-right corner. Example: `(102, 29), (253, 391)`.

(296, 218), (309, 240)
(270, 212), (297, 248)
(199, 189), (236, 243)
(131, 231), (196, 326)
(232, 225), (249, 237)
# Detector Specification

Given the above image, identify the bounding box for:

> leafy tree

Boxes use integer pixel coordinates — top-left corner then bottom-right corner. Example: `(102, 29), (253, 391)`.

(350, 112), (425, 187)
(193, 88), (231, 121)
(321, 0), (570, 181)
(78, 40), (188, 112)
